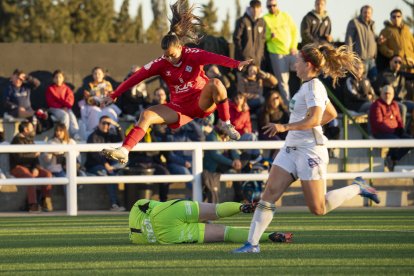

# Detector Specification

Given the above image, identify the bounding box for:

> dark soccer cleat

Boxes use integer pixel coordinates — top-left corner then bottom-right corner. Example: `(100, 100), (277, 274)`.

(102, 147), (129, 164)
(353, 176), (380, 204)
(240, 202), (258, 213)
(269, 232), (293, 243)
(232, 242), (260, 253)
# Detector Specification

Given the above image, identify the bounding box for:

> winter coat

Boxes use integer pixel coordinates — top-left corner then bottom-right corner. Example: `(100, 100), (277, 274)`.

(345, 16), (377, 60)
(300, 10), (332, 46)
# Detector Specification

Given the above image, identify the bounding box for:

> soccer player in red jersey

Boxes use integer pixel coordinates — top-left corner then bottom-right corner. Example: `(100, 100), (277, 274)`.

(102, 0), (252, 164)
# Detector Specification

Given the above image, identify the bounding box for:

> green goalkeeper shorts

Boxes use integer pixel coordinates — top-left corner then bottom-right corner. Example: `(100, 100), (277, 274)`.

(151, 200), (205, 244)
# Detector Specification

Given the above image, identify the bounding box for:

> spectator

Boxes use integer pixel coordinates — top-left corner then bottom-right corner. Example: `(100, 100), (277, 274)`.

(343, 62), (376, 113)
(258, 90), (289, 141)
(41, 123), (77, 178)
(84, 116), (126, 211)
(166, 120), (205, 196)
(45, 70), (80, 140)
(3, 69), (40, 119)
(375, 54), (414, 131)
(300, 0), (333, 46)
(150, 87), (168, 106)
(229, 92), (253, 136)
(263, 0), (298, 102)
(369, 85), (412, 171)
(237, 63), (277, 113)
(205, 65), (232, 90)
(379, 9), (414, 71)
(9, 121), (53, 212)
(118, 65), (148, 118)
(233, 0), (266, 67)
(345, 5), (380, 82)
(79, 67), (121, 139)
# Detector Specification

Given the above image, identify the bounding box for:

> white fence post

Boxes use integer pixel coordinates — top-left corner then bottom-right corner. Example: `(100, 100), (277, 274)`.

(192, 147), (203, 202)
(66, 150), (78, 216)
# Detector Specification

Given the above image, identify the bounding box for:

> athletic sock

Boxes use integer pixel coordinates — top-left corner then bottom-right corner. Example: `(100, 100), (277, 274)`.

(122, 126), (146, 151)
(216, 98), (230, 122)
(224, 226), (272, 243)
(325, 184), (360, 213)
(216, 202), (242, 218)
(247, 200), (276, 245)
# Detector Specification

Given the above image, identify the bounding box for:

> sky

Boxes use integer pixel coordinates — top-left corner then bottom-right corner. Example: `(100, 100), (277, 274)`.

(114, 0), (412, 41)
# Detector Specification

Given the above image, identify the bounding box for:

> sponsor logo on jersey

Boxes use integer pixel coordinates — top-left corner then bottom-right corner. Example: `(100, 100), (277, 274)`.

(143, 219), (157, 243)
(166, 71), (171, 76)
(179, 77), (184, 84)
(174, 81), (194, 93)
(185, 66), (192, 72)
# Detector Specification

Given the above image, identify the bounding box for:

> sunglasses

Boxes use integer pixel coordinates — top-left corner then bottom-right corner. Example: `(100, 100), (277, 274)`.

(392, 15), (402, 19)
(267, 4), (277, 8)
(101, 121), (111, 126)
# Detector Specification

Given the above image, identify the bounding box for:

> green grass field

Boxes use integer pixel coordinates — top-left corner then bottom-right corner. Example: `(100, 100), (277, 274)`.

(1, 209), (414, 275)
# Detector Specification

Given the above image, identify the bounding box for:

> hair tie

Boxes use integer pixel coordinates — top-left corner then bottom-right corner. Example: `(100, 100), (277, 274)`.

(169, 31), (176, 36)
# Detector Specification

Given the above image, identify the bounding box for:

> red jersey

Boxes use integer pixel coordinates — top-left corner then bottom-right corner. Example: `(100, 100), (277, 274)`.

(45, 83), (74, 109)
(111, 47), (240, 104)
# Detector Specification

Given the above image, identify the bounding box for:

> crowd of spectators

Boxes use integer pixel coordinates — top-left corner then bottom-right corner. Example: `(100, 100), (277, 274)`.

(1, 0), (414, 212)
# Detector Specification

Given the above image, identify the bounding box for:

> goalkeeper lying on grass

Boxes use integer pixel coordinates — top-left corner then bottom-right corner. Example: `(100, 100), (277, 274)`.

(129, 199), (292, 244)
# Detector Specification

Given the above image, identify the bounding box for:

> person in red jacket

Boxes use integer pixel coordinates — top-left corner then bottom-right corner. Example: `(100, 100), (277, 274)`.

(229, 92), (252, 136)
(45, 70), (80, 140)
(369, 84), (412, 171)
(101, 0), (252, 164)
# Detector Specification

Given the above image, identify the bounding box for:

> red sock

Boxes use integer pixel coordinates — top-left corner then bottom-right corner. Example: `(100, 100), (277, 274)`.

(122, 126), (146, 151)
(217, 98), (230, 122)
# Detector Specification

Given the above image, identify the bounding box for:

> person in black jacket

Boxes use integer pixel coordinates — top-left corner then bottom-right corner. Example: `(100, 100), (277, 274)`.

(85, 115), (126, 211)
(233, 0), (266, 67)
(9, 121), (53, 212)
(300, 0), (333, 46)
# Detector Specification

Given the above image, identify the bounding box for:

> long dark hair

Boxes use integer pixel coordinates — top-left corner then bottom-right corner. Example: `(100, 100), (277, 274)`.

(161, 0), (203, 50)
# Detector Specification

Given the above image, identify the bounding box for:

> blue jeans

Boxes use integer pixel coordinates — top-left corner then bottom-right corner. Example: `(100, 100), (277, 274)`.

(87, 164), (119, 206)
(363, 58), (377, 83)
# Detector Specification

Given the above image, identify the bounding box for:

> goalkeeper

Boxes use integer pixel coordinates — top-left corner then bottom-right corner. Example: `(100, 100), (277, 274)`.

(129, 199), (292, 244)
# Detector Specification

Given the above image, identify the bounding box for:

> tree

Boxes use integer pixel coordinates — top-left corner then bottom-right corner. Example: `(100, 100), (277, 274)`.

(146, 0), (169, 44)
(220, 10), (231, 42)
(23, 0), (72, 43)
(0, 1), (28, 42)
(133, 3), (145, 43)
(69, 0), (115, 43)
(113, 0), (135, 42)
(201, 0), (218, 36)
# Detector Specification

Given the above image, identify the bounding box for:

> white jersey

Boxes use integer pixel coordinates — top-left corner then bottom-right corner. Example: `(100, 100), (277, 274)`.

(285, 78), (329, 147)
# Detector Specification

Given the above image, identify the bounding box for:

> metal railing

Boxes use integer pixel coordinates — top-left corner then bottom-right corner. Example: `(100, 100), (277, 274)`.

(0, 140), (413, 216)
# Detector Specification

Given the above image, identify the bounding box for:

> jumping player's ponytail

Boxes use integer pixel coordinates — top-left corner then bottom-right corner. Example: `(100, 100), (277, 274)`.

(161, 0), (203, 50)
(301, 43), (362, 87)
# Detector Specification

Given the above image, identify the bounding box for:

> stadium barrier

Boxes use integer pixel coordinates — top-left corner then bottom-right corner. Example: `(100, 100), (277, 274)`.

(0, 140), (413, 216)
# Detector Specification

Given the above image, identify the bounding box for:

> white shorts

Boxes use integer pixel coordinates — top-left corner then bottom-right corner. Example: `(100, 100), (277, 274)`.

(272, 145), (328, 180)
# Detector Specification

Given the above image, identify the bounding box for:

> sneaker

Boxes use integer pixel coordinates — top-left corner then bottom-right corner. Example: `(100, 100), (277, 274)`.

(110, 204), (126, 212)
(102, 147), (129, 164)
(384, 156), (395, 172)
(269, 232), (293, 243)
(240, 202), (257, 213)
(29, 204), (41, 213)
(233, 242), (260, 253)
(353, 176), (380, 204)
(222, 123), (241, 141)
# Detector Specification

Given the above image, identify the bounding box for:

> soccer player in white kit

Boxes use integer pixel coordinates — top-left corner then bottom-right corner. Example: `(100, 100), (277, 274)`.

(234, 43), (380, 253)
